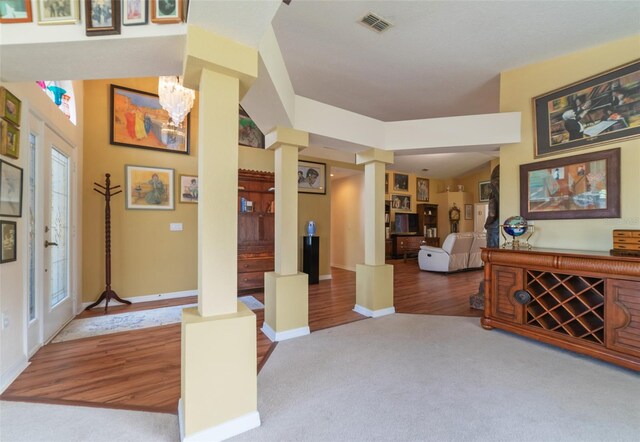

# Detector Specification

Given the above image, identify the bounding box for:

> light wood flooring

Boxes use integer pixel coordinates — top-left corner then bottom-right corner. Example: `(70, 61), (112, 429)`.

(1, 260), (482, 414)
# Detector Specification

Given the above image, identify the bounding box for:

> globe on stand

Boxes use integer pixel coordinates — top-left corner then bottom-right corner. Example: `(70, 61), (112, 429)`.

(500, 216), (534, 249)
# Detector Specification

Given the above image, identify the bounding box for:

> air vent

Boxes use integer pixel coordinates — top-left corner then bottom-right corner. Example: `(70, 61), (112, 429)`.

(360, 12), (393, 33)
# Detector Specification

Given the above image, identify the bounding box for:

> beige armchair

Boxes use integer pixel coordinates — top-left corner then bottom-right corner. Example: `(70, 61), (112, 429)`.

(418, 232), (475, 272)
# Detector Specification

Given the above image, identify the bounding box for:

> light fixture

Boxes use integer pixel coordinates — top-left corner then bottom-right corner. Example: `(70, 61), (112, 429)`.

(158, 76), (195, 135)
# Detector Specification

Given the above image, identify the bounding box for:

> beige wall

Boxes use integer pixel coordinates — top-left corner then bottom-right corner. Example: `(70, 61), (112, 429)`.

(82, 78), (199, 302)
(330, 172), (365, 270)
(500, 35), (640, 250)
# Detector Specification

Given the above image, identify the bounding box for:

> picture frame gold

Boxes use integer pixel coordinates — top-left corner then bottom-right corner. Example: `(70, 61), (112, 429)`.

(416, 177), (429, 202)
(125, 165), (175, 210)
(0, 220), (17, 263)
(0, 87), (21, 126)
(1, 120), (20, 159)
(36, 0), (80, 25)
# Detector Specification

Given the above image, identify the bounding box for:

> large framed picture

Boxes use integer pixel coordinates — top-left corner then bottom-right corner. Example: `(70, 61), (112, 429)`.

(110, 84), (190, 154)
(1, 220), (17, 263)
(1, 120), (20, 159)
(520, 148), (620, 220)
(151, 0), (182, 23)
(416, 177), (429, 202)
(393, 173), (409, 192)
(478, 180), (491, 202)
(0, 87), (21, 126)
(125, 165), (175, 210)
(239, 105), (264, 148)
(391, 194), (411, 211)
(85, 0), (120, 36)
(298, 160), (326, 194)
(0, 0), (32, 23)
(122, 0), (147, 25)
(36, 0), (80, 24)
(533, 60), (640, 158)
(179, 174), (198, 203)
(0, 159), (23, 217)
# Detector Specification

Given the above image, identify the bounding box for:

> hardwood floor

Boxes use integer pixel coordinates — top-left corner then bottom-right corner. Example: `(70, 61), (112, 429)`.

(1, 260), (482, 414)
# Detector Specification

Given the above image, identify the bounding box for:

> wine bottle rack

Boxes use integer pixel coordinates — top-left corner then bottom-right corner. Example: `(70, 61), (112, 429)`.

(525, 271), (605, 344)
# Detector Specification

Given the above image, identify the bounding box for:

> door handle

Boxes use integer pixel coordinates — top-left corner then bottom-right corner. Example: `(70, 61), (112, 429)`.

(45, 240), (58, 248)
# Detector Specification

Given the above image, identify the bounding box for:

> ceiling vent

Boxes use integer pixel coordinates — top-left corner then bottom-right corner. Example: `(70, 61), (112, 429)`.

(360, 12), (393, 33)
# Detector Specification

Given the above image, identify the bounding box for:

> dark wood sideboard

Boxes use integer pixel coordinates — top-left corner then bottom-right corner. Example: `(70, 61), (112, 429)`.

(481, 247), (640, 371)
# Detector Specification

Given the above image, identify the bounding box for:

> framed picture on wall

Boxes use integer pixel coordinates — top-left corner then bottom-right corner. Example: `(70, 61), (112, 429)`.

(122, 0), (148, 25)
(478, 180), (491, 202)
(0, 0), (33, 23)
(464, 204), (473, 220)
(0, 159), (23, 217)
(298, 160), (326, 194)
(533, 59), (640, 158)
(125, 165), (175, 210)
(416, 177), (429, 202)
(1, 120), (20, 159)
(520, 148), (620, 220)
(36, 0), (80, 24)
(0, 220), (17, 263)
(85, 0), (120, 36)
(385, 173), (389, 194)
(151, 0), (183, 23)
(179, 174), (198, 203)
(239, 105), (264, 148)
(110, 84), (190, 154)
(0, 87), (22, 126)
(393, 173), (409, 191)
(391, 194), (411, 212)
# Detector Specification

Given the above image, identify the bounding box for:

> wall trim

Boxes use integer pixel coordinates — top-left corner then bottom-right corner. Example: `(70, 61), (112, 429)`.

(261, 322), (310, 342)
(330, 264), (356, 272)
(179, 398), (260, 441)
(319, 274), (332, 280)
(82, 289), (196, 309)
(353, 304), (396, 318)
(0, 357), (29, 394)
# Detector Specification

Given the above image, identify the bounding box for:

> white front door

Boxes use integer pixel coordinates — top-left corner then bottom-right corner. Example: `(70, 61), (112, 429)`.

(42, 127), (75, 342)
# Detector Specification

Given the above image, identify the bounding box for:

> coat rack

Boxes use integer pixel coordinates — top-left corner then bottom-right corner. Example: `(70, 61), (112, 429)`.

(86, 173), (131, 312)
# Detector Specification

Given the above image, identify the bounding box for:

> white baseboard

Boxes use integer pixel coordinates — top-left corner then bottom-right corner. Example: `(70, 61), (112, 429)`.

(179, 398), (260, 441)
(82, 289), (197, 309)
(353, 304), (395, 318)
(261, 322), (310, 342)
(319, 274), (332, 280)
(0, 357), (29, 394)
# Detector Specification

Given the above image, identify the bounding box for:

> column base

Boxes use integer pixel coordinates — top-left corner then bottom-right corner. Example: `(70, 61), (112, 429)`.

(181, 303), (259, 439)
(262, 272), (309, 342)
(355, 263), (394, 317)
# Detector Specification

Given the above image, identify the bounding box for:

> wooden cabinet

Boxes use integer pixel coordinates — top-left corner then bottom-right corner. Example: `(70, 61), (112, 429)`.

(391, 234), (425, 259)
(417, 203), (439, 247)
(482, 248), (640, 371)
(238, 170), (274, 293)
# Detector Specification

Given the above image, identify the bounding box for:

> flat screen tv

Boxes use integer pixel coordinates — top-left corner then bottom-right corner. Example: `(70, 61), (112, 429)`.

(394, 213), (419, 234)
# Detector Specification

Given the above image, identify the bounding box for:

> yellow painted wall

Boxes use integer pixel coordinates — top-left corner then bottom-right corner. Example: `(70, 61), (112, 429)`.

(330, 173), (365, 270)
(500, 35), (640, 250)
(82, 78), (199, 302)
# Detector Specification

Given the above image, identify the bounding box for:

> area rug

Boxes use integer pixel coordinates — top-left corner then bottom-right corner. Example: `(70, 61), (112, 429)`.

(52, 296), (264, 343)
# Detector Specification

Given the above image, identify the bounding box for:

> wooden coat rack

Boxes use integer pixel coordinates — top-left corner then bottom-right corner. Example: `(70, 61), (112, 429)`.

(86, 173), (131, 312)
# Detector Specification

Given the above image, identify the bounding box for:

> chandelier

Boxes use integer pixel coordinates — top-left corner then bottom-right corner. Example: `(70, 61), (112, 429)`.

(158, 76), (195, 128)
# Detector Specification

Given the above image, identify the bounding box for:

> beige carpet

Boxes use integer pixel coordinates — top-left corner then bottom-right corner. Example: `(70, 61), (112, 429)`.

(2, 314), (638, 442)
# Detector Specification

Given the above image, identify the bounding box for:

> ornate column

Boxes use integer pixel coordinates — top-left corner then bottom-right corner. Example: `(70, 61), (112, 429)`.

(354, 148), (395, 317)
(179, 26), (259, 441)
(262, 127), (311, 341)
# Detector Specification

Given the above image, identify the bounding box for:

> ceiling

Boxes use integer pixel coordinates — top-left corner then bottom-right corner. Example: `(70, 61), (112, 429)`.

(1, 1), (638, 178)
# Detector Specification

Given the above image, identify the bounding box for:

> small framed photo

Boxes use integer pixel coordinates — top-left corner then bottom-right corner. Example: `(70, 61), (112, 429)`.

(85, 0), (120, 36)
(125, 165), (175, 210)
(1, 120), (20, 159)
(391, 194), (411, 212)
(298, 160), (326, 195)
(478, 180), (491, 202)
(0, 159), (23, 217)
(465, 204), (473, 220)
(393, 173), (409, 192)
(0, 87), (22, 126)
(179, 174), (198, 203)
(122, 0), (147, 25)
(384, 173), (389, 194)
(1, 220), (17, 263)
(416, 177), (429, 202)
(239, 105), (264, 148)
(151, 0), (183, 23)
(0, 0), (32, 23)
(37, 0), (80, 24)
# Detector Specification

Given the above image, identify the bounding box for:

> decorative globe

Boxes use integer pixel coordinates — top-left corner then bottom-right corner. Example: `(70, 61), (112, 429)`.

(502, 216), (528, 237)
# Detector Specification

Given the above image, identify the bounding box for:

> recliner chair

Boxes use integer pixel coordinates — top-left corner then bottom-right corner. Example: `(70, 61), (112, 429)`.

(468, 232), (487, 269)
(418, 232), (475, 272)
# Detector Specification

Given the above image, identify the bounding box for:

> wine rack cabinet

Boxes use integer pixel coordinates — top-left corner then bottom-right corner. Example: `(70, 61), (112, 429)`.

(481, 248), (640, 371)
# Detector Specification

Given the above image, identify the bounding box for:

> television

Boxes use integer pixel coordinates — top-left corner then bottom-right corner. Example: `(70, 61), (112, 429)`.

(394, 213), (419, 234)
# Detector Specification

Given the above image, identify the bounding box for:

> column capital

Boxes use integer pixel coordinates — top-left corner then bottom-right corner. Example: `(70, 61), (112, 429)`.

(356, 148), (394, 165)
(183, 25), (258, 98)
(266, 126), (309, 151)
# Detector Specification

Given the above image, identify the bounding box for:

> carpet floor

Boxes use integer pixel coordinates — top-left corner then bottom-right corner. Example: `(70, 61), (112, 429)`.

(2, 314), (638, 442)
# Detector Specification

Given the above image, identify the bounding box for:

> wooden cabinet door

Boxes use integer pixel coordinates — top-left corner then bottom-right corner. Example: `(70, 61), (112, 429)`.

(606, 279), (640, 358)
(490, 265), (525, 324)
